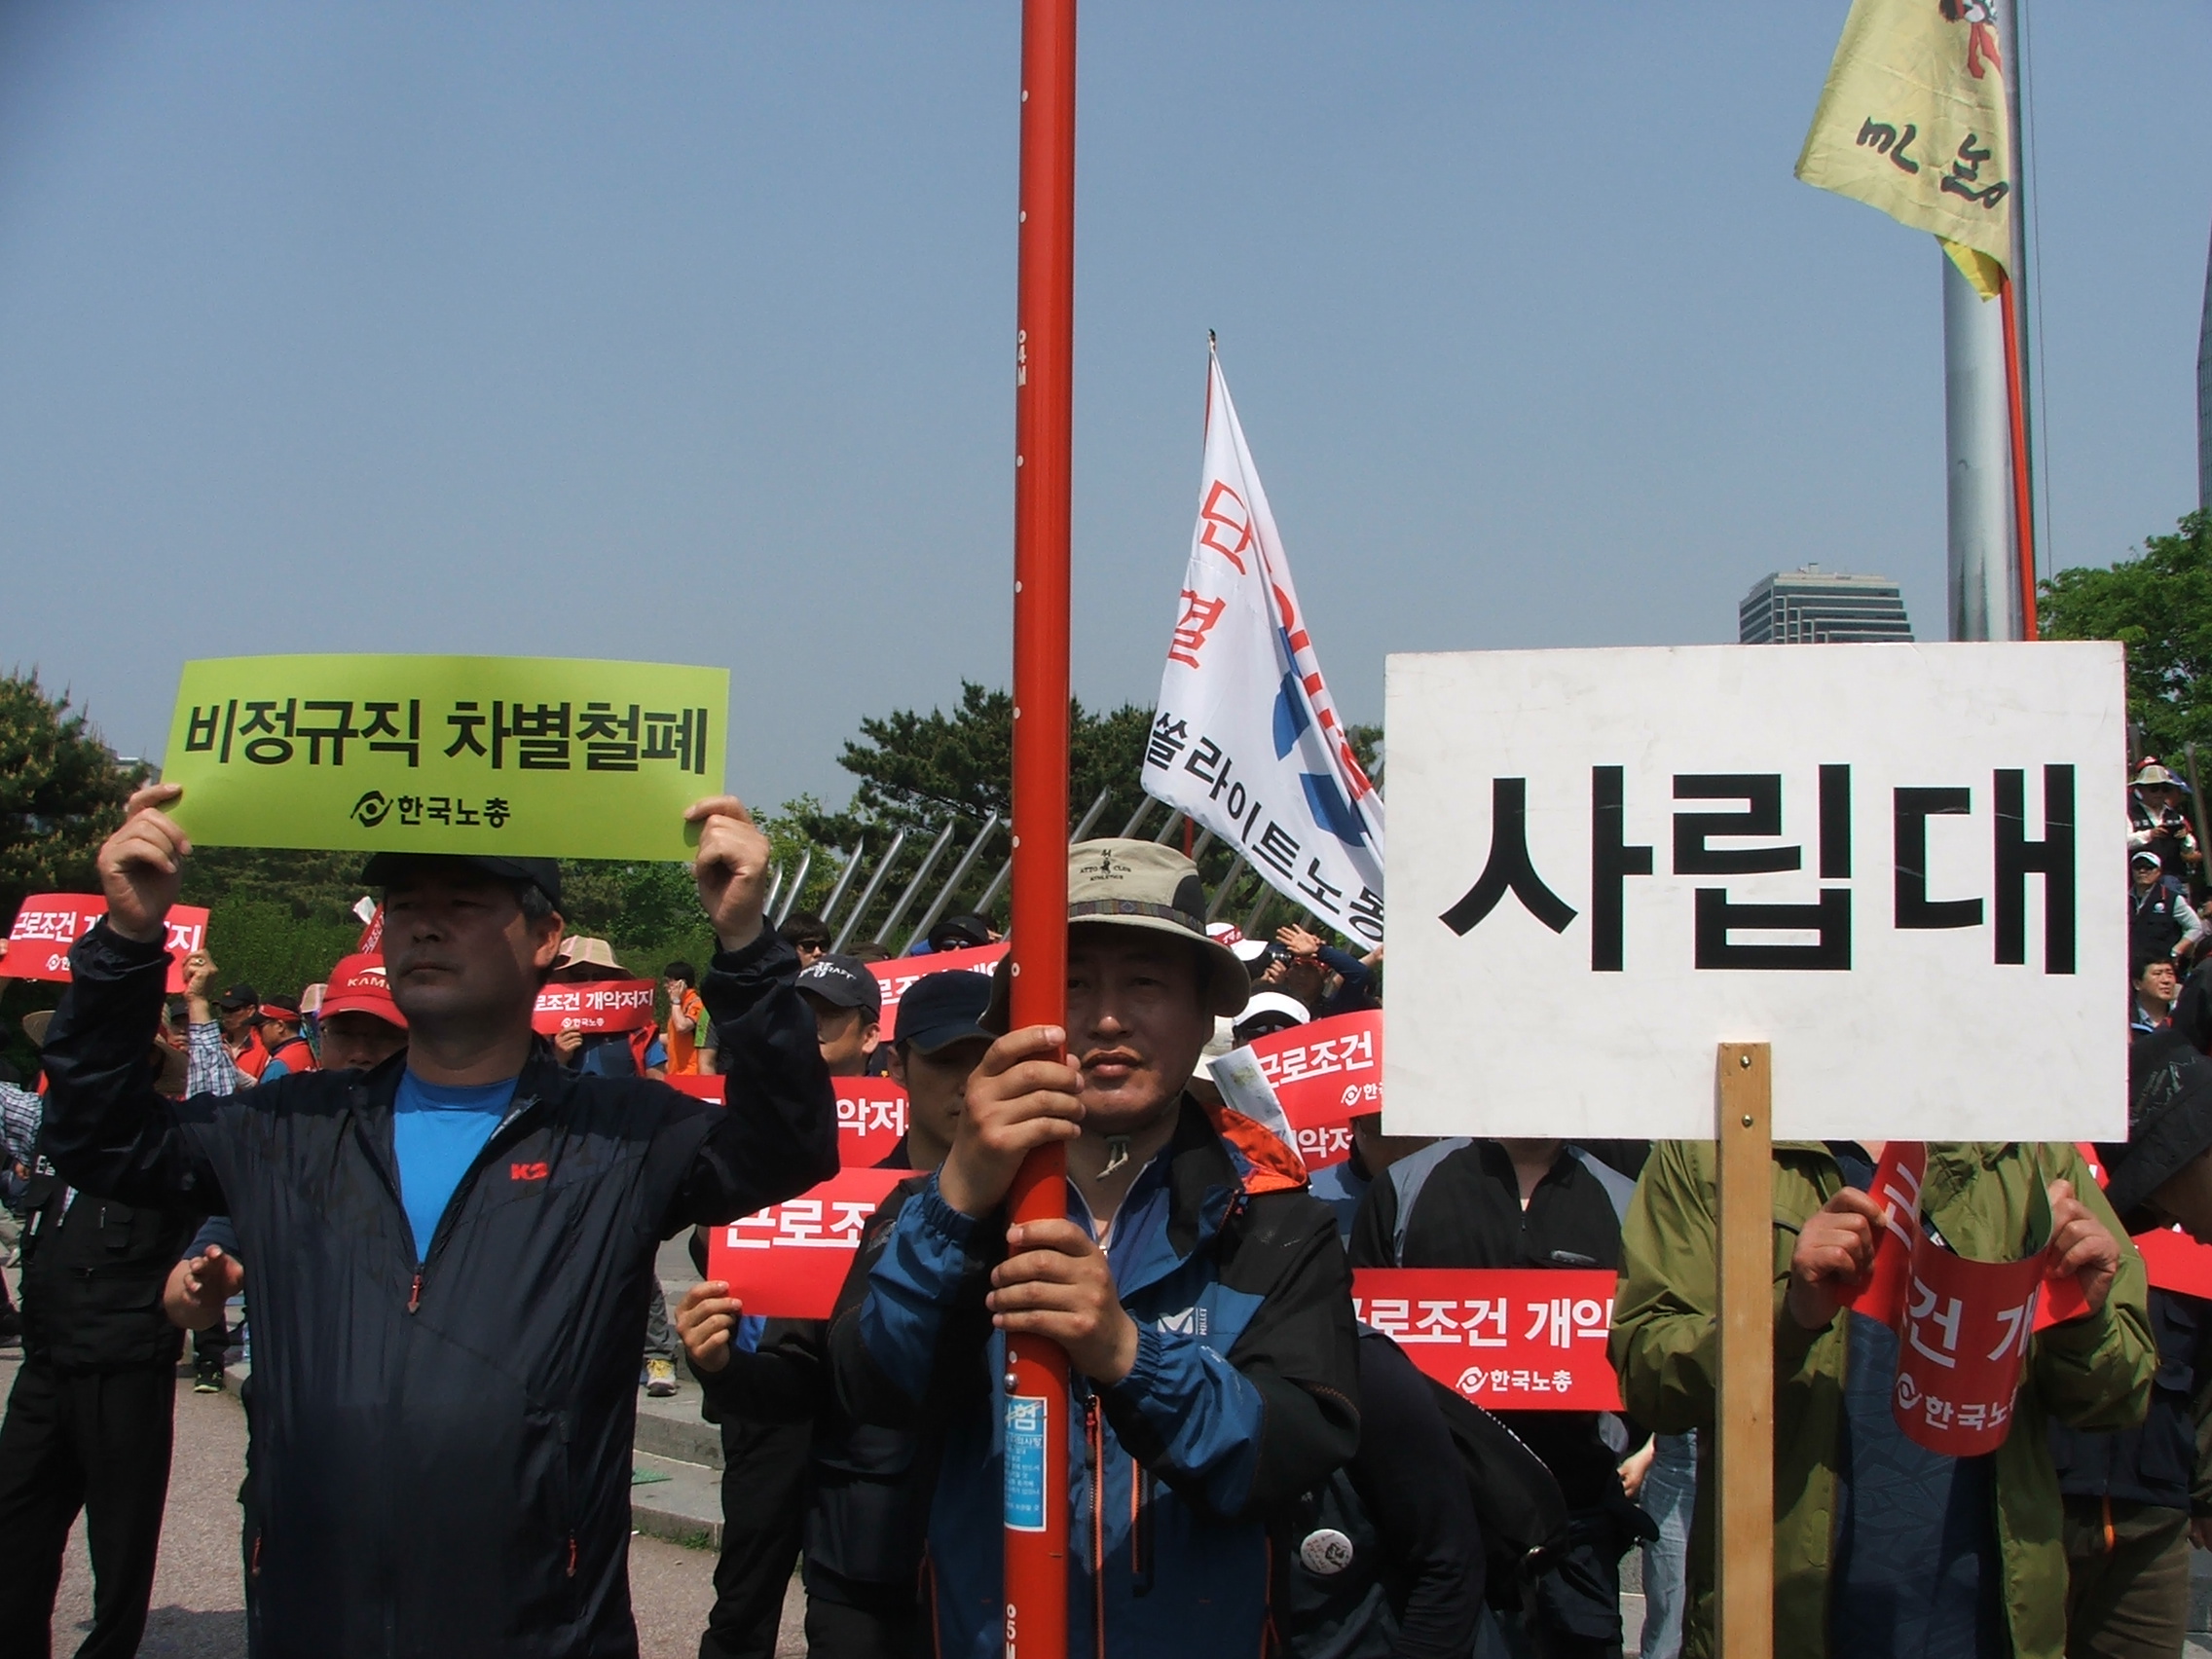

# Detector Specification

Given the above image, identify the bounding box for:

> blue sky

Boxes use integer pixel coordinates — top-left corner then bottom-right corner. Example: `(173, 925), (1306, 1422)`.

(2, 3), (2206, 812)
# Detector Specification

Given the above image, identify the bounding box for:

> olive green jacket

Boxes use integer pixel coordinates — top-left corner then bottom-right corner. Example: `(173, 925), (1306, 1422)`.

(1610, 1140), (2153, 1659)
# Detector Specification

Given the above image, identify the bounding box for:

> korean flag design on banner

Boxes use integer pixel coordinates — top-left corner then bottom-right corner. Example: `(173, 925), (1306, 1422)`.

(1142, 345), (1384, 940)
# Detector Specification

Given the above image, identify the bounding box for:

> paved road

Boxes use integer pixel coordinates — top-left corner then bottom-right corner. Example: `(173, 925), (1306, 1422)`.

(4, 1343), (800, 1659)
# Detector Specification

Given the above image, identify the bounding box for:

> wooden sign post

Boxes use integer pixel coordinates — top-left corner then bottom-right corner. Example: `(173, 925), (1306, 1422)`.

(1715, 1044), (1774, 1659)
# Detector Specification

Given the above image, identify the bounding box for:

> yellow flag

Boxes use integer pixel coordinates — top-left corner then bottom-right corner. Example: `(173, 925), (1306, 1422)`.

(1795, 0), (2012, 299)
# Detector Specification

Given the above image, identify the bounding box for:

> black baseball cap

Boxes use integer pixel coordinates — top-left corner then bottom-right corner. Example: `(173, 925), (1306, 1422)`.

(361, 853), (563, 908)
(795, 953), (882, 1018)
(219, 983), (259, 1012)
(894, 971), (993, 1054)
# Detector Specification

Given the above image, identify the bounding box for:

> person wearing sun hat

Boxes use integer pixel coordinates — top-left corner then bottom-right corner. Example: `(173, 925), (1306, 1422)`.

(830, 838), (1360, 1659)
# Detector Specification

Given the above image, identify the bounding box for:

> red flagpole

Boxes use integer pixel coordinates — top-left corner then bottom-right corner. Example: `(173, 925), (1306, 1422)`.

(1006, 1), (1076, 1656)
(1999, 274), (2039, 640)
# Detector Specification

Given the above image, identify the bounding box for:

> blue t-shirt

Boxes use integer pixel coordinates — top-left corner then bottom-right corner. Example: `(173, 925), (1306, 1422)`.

(392, 1072), (517, 1260)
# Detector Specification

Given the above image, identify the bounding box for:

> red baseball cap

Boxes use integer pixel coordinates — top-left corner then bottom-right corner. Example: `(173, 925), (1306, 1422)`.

(319, 955), (407, 1030)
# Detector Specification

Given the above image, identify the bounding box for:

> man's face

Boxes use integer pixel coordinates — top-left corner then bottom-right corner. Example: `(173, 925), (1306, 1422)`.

(2140, 961), (2180, 1006)
(257, 1016), (300, 1051)
(1066, 928), (1213, 1135)
(2136, 862), (2163, 893)
(2144, 785), (2180, 813)
(802, 992), (878, 1076)
(383, 868), (563, 1036)
(2151, 1149), (2212, 1245)
(219, 1004), (256, 1040)
(793, 937), (830, 971)
(889, 1037), (989, 1154)
(320, 1011), (408, 1071)
(664, 977), (690, 1006)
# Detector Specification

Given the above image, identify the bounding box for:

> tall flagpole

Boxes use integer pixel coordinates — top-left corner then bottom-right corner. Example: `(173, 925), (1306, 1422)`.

(1943, 253), (2017, 643)
(2000, 0), (2039, 638)
(1005, 0), (1076, 1654)
(1947, 0), (2036, 645)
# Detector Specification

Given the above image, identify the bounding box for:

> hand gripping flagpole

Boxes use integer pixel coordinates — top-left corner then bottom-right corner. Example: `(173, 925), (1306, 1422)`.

(1005, 1), (1076, 1656)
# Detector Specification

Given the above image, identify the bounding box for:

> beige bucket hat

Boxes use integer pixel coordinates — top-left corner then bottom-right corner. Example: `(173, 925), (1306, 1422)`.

(1065, 839), (1250, 1016)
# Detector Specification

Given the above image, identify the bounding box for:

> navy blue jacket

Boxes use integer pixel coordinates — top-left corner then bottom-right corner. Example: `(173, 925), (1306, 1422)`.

(38, 921), (837, 1659)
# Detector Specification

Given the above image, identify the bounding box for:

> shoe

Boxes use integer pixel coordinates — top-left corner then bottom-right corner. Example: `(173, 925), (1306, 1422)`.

(194, 1360), (226, 1394)
(0, 1311), (19, 1348)
(644, 1357), (679, 1398)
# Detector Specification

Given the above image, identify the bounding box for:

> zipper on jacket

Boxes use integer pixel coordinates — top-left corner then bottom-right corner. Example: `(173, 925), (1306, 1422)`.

(387, 1089), (544, 1316)
(1085, 1390), (1106, 1659)
(1130, 1460), (1154, 1596)
(567, 1533), (577, 1578)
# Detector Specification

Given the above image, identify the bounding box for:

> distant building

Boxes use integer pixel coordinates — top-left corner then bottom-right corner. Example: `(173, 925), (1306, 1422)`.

(1739, 567), (1914, 645)
(2198, 222), (2211, 513)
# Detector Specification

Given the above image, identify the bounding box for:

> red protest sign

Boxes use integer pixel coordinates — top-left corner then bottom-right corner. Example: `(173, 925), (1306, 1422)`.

(1, 895), (209, 995)
(868, 942), (1009, 1028)
(1890, 1234), (2045, 1456)
(835, 1078), (909, 1166)
(705, 1166), (910, 1319)
(1234, 1009), (1382, 1171)
(655, 1073), (908, 1167)
(1837, 1141), (2084, 1456)
(1352, 1268), (1622, 1411)
(531, 979), (657, 1035)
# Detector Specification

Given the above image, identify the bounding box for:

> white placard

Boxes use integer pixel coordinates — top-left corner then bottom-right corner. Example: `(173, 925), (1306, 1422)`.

(1383, 643), (2126, 1141)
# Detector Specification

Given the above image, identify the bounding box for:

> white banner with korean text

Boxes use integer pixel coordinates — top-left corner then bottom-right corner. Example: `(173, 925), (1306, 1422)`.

(1384, 643), (2126, 1140)
(1142, 348), (1384, 941)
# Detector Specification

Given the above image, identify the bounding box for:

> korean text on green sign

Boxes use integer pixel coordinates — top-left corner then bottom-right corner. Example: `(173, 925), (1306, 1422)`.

(162, 655), (730, 862)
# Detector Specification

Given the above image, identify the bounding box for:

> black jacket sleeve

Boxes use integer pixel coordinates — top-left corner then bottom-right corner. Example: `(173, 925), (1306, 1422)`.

(39, 923), (231, 1213)
(1351, 1332), (1485, 1659)
(657, 928), (839, 1232)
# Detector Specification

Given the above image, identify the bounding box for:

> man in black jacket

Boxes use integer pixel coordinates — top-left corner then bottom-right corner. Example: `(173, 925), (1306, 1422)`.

(0, 1019), (198, 1659)
(1351, 1137), (1649, 1659)
(37, 783), (838, 1659)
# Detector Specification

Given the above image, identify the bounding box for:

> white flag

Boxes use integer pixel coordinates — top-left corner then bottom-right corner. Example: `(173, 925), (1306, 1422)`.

(1142, 347), (1384, 943)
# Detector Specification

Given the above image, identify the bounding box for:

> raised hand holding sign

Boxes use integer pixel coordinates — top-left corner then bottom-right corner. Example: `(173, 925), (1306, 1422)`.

(95, 784), (192, 944)
(684, 795), (770, 953)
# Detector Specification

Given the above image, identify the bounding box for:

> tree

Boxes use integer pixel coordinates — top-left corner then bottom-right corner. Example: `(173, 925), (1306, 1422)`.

(2041, 510), (2212, 759)
(792, 682), (1154, 849)
(0, 672), (144, 933)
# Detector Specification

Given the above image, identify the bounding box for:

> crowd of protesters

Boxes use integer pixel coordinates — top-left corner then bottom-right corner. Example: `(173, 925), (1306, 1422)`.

(0, 778), (2208, 1659)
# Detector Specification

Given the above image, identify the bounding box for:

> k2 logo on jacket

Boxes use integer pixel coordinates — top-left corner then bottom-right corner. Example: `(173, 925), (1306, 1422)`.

(509, 1161), (549, 1183)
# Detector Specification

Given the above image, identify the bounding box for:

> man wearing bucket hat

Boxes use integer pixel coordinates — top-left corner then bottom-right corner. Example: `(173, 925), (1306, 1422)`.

(829, 838), (1360, 1659)
(0, 1009), (199, 1659)
(2129, 758), (2200, 886)
(36, 784), (837, 1659)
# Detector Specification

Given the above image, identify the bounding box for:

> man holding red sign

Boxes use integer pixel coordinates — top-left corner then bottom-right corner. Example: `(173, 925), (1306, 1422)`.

(680, 968), (995, 1659)
(1613, 1137), (2151, 1659)
(1350, 1135), (1648, 1658)
(34, 783), (837, 1659)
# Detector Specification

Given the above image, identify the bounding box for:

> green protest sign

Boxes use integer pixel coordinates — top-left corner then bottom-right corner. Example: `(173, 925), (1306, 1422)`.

(161, 655), (729, 862)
